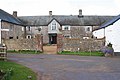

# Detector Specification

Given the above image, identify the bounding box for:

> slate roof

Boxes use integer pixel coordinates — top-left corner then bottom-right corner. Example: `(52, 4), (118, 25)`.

(0, 9), (23, 25)
(19, 15), (114, 26)
(98, 14), (120, 29)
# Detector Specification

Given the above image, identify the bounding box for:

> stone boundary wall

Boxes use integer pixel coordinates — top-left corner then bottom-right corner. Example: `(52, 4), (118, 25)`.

(57, 33), (63, 52)
(3, 34), (43, 51)
(61, 38), (105, 52)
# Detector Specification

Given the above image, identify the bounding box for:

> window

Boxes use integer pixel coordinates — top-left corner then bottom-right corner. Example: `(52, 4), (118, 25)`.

(26, 26), (31, 31)
(83, 37), (89, 39)
(64, 35), (70, 38)
(28, 26), (31, 31)
(64, 26), (69, 30)
(22, 27), (25, 31)
(62, 26), (70, 30)
(9, 37), (13, 39)
(64, 35), (71, 38)
(51, 22), (56, 30)
(16, 36), (19, 39)
(26, 35), (32, 39)
(87, 27), (90, 31)
(10, 24), (14, 31)
(36, 27), (42, 32)
(85, 26), (92, 32)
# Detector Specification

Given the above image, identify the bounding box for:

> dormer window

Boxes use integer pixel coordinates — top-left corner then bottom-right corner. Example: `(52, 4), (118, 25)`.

(51, 22), (56, 30)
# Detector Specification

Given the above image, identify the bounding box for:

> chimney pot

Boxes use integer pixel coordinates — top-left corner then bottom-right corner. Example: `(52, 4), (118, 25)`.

(13, 11), (17, 17)
(49, 11), (52, 16)
(79, 9), (82, 16)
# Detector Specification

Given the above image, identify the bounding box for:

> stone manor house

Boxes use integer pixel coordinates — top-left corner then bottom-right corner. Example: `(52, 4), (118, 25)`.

(0, 9), (115, 52)
(19, 10), (114, 44)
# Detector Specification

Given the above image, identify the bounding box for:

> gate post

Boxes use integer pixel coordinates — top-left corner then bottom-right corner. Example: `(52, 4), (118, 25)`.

(57, 33), (63, 52)
(35, 34), (43, 52)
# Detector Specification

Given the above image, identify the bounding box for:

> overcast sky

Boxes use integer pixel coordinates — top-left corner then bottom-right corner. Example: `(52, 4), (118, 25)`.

(0, 0), (120, 16)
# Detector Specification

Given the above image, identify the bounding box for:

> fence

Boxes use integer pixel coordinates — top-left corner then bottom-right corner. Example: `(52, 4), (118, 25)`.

(0, 45), (7, 60)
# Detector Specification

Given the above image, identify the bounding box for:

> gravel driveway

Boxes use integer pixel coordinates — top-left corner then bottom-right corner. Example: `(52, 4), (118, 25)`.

(8, 53), (120, 80)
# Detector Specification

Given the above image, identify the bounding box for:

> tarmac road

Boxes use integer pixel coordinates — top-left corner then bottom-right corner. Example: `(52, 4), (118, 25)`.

(8, 53), (120, 80)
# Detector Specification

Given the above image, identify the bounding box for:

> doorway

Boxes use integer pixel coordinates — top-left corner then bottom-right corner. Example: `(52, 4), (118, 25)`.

(49, 34), (57, 44)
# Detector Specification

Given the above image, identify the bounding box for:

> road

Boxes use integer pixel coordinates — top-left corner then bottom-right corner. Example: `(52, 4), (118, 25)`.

(8, 53), (120, 80)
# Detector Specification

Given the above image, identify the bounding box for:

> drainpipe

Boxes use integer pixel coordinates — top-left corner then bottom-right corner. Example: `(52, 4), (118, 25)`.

(104, 28), (106, 46)
(24, 26), (26, 38)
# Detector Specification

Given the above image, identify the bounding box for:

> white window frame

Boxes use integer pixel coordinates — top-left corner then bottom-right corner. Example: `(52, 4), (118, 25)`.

(64, 35), (70, 38)
(22, 27), (24, 31)
(26, 35), (32, 39)
(83, 37), (89, 39)
(10, 24), (14, 31)
(26, 26), (31, 31)
(85, 26), (92, 32)
(36, 27), (42, 32)
(51, 22), (56, 30)
(62, 25), (70, 30)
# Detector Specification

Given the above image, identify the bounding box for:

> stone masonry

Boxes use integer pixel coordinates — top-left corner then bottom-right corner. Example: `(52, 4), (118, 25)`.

(57, 37), (105, 52)
(3, 34), (43, 52)
(57, 33), (63, 52)
(2, 21), (23, 39)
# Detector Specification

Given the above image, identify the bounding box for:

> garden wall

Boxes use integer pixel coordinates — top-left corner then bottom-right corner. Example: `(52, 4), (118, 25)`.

(58, 37), (105, 52)
(3, 34), (43, 51)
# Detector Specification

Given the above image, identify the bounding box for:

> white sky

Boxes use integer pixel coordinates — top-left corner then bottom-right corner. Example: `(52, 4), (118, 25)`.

(0, 0), (120, 16)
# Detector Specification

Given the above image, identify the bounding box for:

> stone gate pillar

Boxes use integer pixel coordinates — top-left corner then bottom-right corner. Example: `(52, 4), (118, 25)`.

(35, 34), (43, 52)
(57, 33), (63, 52)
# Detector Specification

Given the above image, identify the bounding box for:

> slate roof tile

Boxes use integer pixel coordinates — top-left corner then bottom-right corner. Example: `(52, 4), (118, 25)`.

(0, 9), (23, 25)
(19, 15), (114, 26)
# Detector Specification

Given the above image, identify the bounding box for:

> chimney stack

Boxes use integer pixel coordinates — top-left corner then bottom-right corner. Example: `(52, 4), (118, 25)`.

(49, 11), (52, 16)
(13, 11), (17, 17)
(79, 9), (82, 16)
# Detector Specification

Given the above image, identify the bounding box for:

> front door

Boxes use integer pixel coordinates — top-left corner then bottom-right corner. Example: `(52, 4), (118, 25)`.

(49, 34), (57, 44)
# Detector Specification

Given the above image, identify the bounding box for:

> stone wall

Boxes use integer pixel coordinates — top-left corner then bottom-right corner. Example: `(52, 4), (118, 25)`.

(57, 33), (63, 52)
(2, 21), (24, 39)
(71, 26), (87, 38)
(41, 26), (49, 44)
(58, 37), (105, 52)
(3, 34), (43, 51)
(62, 26), (93, 39)
(29, 26), (49, 44)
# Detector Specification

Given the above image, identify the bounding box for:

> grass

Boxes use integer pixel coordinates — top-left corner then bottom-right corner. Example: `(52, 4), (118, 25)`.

(0, 61), (37, 80)
(7, 50), (42, 54)
(58, 51), (104, 56)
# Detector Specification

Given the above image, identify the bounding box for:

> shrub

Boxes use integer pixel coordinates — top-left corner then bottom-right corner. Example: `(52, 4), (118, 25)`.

(100, 42), (114, 57)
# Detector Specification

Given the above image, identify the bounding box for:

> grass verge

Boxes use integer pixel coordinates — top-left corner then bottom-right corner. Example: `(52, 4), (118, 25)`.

(7, 50), (42, 54)
(0, 61), (37, 80)
(58, 51), (104, 56)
